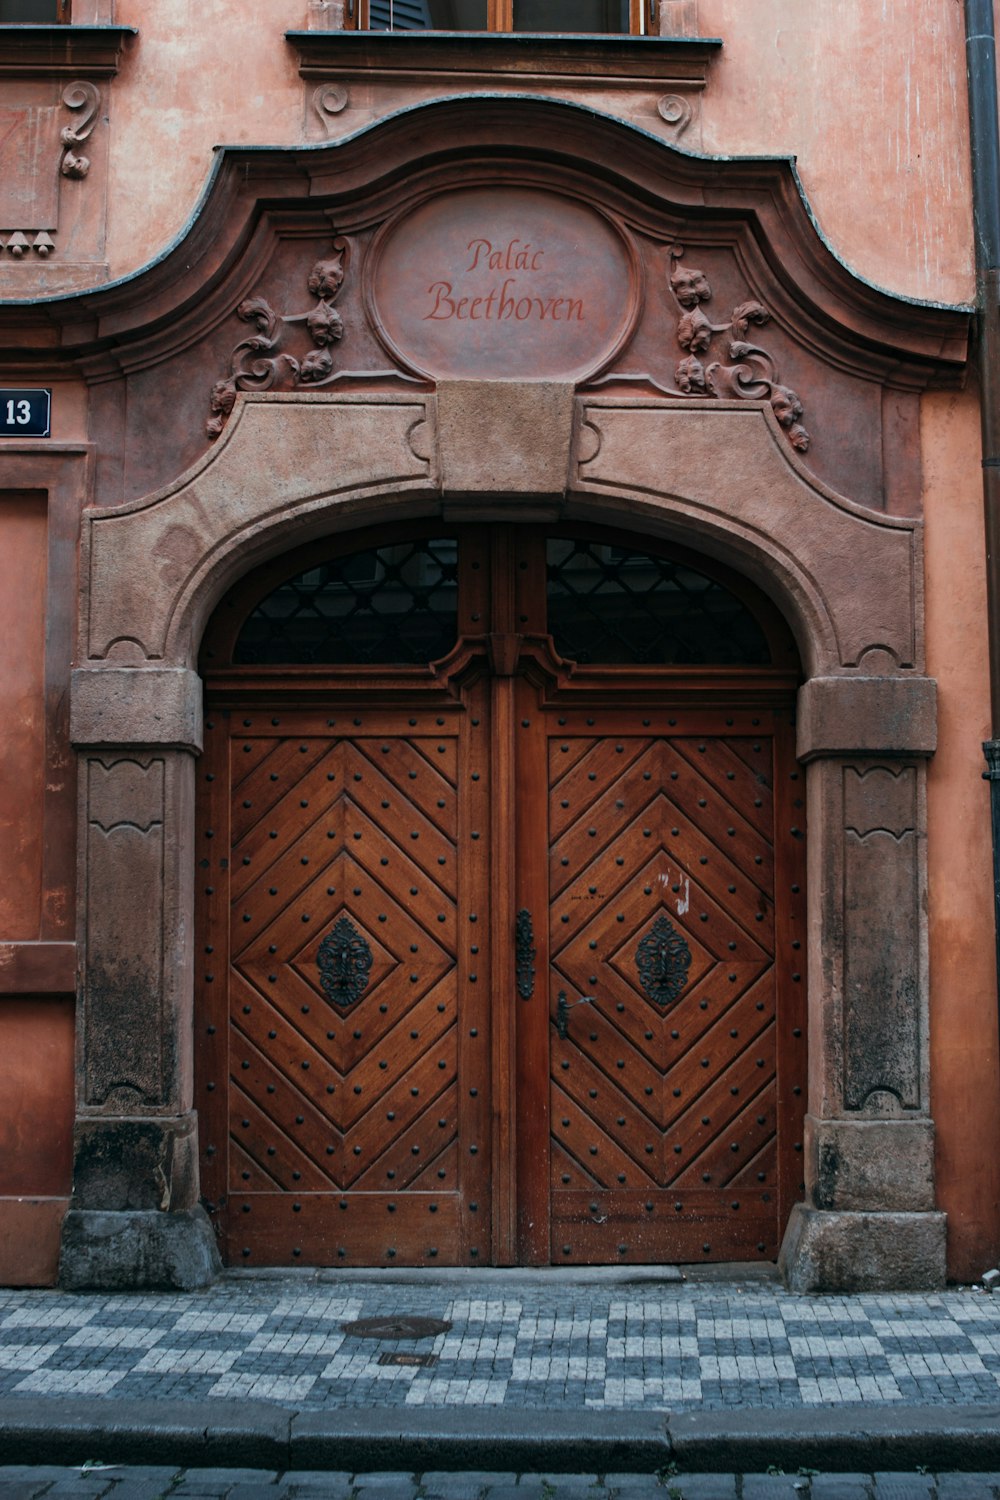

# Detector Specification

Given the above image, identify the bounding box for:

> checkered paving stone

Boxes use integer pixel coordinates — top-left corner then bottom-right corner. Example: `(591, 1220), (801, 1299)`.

(1, 1281), (999, 1410)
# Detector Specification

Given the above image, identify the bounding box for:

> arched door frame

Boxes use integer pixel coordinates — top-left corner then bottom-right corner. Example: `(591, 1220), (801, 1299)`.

(194, 519), (806, 1270)
(63, 386), (943, 1292)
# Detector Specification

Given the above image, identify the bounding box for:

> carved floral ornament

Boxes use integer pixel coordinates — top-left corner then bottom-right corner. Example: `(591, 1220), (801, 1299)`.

(206, 239), (350, 438)
(206, 226), (809, 452)
(666, 247), (810, 452)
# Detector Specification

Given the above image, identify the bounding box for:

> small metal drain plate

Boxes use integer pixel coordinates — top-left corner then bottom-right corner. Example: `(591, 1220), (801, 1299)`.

(378, 1351), (438, 1368)
(341, 1315), (452, 1340)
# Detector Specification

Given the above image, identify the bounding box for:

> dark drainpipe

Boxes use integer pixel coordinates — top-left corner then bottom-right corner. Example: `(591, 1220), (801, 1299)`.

(965, 0), (1000, 994)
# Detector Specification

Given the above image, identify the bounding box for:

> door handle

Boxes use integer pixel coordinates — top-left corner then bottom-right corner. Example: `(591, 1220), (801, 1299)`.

(515, 909), (536, 999)
(555, 992), (596, 1040)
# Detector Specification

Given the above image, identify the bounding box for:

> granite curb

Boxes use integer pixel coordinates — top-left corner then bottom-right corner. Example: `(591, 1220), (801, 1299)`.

(3, 1399), (1000, 1475)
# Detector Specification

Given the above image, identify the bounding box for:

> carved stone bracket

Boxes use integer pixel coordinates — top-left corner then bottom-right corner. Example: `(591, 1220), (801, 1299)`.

(206, 237), (350, 438)
(657, 93), (694, 137)
(0, 73), (109, 267)
(59, 79), (101, 180)
(0, 77), (101, 264)
(311, 82), (348, 137)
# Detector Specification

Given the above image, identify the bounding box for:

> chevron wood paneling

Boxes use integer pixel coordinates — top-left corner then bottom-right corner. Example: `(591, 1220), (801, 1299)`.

(197, 703), (491, 1267)
(547, 730), (791, 1263)
(197, 526), (806, 1269)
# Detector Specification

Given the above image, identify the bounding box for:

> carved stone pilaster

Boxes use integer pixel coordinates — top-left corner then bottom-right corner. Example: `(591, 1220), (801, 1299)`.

(779, 675), (945, 1291)
(80, 751), (174, 1110)
(63, 667), (217, 1290)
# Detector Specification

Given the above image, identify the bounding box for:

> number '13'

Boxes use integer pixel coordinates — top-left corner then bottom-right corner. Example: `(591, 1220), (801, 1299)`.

(4, 400), (31, 425)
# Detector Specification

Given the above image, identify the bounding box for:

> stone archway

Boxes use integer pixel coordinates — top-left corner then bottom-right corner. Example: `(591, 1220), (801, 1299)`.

(61, 384), (942, 1291)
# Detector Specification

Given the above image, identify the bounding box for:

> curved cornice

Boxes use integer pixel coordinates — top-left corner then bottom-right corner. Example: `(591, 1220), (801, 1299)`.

(0, 93), (969, 386)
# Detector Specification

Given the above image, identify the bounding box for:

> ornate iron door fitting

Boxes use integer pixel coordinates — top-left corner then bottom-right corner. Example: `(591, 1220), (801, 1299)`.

(635, 913), (691, 1008)
(555, 992), (596, 1040)
(316, 915), (373, 1008)
(516, 909), (536, 999)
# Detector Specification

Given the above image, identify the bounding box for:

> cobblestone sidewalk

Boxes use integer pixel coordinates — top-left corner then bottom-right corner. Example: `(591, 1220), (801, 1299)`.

(0, 1276), (998, 1412)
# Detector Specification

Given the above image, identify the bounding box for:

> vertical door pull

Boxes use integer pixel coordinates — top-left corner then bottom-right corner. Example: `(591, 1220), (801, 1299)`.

(515, 908), (536, 999)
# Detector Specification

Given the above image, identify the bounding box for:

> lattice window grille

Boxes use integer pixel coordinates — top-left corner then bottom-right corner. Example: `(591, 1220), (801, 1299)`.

(546, 538), (771, 666)
(233, 539), (459, 666)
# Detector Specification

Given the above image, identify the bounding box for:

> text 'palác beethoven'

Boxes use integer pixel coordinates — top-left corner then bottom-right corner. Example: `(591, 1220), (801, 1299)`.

(423, 237), (585, 323)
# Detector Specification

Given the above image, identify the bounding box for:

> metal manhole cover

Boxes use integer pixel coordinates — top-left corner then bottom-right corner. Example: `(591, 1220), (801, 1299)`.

(341, 1315), (451, 1340)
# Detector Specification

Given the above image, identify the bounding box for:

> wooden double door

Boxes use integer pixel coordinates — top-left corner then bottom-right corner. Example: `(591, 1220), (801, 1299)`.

(196, 525), (806, 1267)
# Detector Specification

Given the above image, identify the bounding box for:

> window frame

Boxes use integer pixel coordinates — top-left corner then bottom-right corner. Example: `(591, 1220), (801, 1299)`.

(352, 0), (647, 35)
(0, 0), (70, 20)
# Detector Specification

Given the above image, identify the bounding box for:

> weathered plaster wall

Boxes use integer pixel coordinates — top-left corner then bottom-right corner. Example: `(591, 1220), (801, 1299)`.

(699, 0), (974, 306)
(0, 495), (47, 940)
(93, 0), (976, 304)
(106, 0), (304, 280)
(0, 997), (74, 1286)
(923, 385), (1000, 1282)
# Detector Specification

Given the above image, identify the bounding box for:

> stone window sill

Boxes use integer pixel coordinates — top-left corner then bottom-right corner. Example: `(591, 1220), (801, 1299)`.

(286, 29), (721, 88)
(0, 23), (135, 76)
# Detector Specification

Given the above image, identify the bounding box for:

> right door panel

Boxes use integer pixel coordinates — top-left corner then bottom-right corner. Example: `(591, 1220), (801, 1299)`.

(543, 705), (806, 1265)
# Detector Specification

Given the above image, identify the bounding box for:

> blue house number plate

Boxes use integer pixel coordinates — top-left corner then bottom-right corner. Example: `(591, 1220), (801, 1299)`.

(1, 389), (51, 438)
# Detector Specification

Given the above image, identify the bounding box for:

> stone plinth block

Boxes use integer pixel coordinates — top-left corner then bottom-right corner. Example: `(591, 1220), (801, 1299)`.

(779, 1204), (946, 1291)
(806, 1116), (936, 1212)
(59, 1206), (220, 1291)
(71, 1112), (200, 1213)
(71, 667), (203, 752)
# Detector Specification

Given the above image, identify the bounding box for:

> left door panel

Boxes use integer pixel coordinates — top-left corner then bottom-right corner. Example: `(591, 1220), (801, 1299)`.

(197, 696), (492, 1267)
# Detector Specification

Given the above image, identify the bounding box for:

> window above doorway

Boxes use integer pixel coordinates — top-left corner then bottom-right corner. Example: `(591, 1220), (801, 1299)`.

(0, 0), (69, 18)
(205, 526), (794, 676)
(360, 0), (642, 33)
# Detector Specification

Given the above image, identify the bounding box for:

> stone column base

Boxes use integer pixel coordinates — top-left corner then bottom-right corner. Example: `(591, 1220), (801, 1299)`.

(59, 1206), (221, 1292)
(779, 1205), (946, 1292)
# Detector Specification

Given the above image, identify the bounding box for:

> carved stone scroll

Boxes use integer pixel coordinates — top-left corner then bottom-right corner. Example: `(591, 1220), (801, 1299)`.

(657, 94), (694, 136)
(59, 81), (101, 180)
(311, 82), (348, 137)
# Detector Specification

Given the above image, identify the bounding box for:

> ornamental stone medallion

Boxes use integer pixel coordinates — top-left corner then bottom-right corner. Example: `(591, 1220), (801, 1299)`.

(365, 186), (641, 382)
